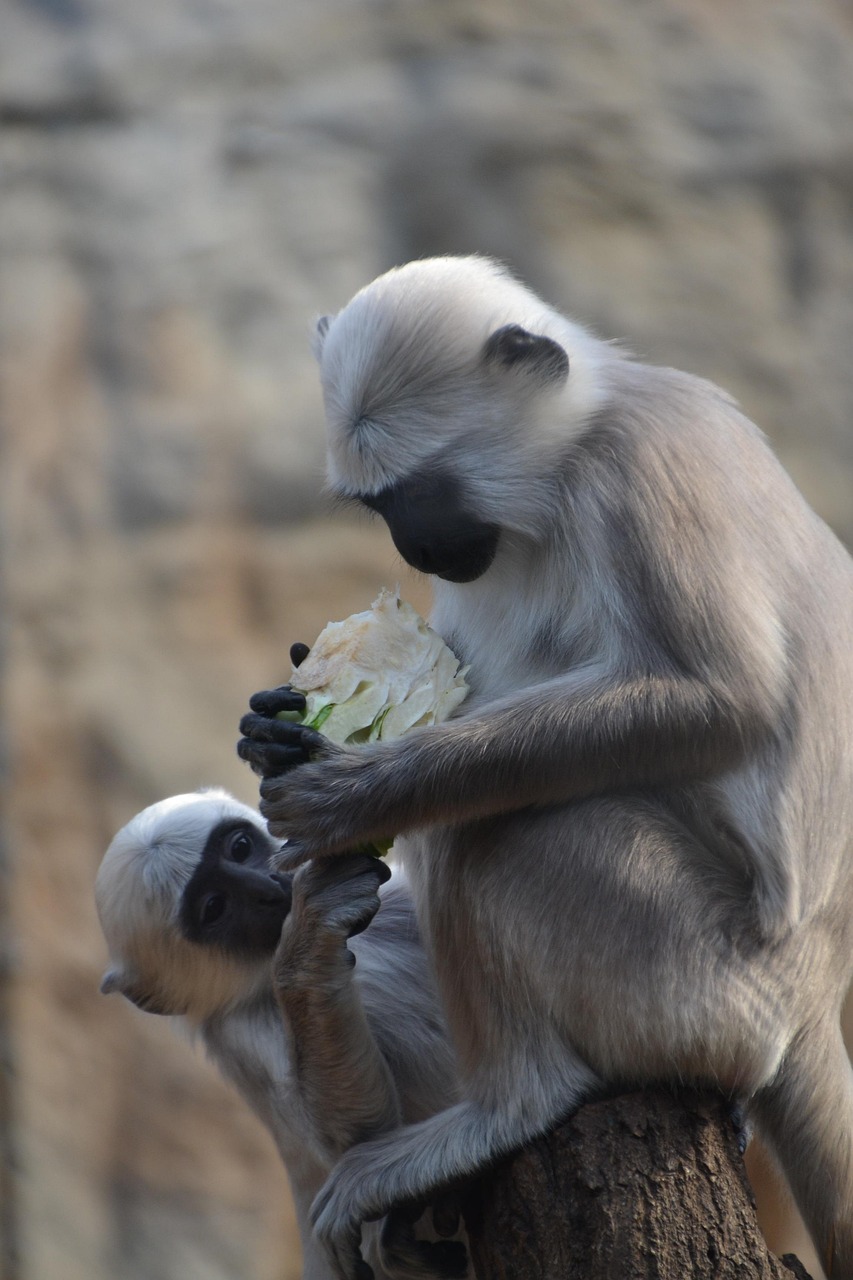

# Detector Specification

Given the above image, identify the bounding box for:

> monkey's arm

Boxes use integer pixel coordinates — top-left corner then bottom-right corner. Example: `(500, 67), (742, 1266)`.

(239, 660), (774, 859)
(276, 856), (403, 1160)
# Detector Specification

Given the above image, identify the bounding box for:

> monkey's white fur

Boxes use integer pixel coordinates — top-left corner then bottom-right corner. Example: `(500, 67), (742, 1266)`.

(96, 791), (463, 1280)
(98, 790), (270, 1018)
(256, 256), (853, 1277)
(319, 256), (609, 521)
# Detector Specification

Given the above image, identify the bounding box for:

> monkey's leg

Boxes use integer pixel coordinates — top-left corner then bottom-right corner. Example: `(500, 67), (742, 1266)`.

(751, 1017), (853, 1280)
(310, 1057), (600, 1280)
(485, 800), (853, 1279)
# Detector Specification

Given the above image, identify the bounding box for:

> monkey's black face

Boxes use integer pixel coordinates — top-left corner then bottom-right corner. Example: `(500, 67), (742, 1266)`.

(179, 819), (292, 958)
(361, 468), (500, 583)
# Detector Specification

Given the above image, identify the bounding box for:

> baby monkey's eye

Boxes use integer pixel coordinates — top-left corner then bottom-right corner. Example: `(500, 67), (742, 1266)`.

(199, 893), (227, 927)
(228, 830), (252, 863)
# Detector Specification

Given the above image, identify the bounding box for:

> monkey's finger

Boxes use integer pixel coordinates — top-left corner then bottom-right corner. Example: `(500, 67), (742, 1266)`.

(274, 721), (327, 754)
(380, 1207), (468, 1280)
(259, 753), (328, 798)
(424, 1241), (468, 1279)
(248, 686), (307, 717)
(237, 739), (308, 775)
(728, 1101), (753, 1155)
(326, 1224), (371, 1280)
(290, 642), (311, 668)
(379, 1206), (423, 1275)
(239, 712), (317, 744)
(269, 840), (313, 871)
(347, 909), (379, 940)
(431, 1191), (462, 1239)
(293, 856), (390, 939)
(306, 854), (393, 893)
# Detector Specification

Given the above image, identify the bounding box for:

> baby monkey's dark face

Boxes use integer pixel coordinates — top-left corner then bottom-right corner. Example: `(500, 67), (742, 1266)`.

(179, 819), (292, 957)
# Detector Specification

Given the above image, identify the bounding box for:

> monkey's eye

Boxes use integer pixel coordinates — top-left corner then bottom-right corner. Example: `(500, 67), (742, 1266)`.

(199, 893), (227, 927)
(227, 831), (252, 863)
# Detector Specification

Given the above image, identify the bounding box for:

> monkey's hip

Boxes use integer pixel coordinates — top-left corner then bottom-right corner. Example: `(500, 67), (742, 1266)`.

(400, 799), (796, 1089)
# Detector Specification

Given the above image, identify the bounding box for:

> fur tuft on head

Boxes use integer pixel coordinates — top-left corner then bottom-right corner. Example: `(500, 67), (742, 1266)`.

(316, 255), (613, 516)
(95, 790), (275, 1022)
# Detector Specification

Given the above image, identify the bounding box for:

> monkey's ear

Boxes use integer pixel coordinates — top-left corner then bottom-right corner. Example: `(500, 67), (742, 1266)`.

(100, 967), (126, 996)
(100, 967), (173, 1015)
(312, 314), (333, 361)
(482, 324), (569, 387)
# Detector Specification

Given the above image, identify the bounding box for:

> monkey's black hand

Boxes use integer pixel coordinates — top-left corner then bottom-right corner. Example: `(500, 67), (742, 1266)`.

(248, 683), (307, 718)
(292, 854), (392, 942)
(254, 741), (397, 864)
(275, 855), (391, 990)
(237, 683), (331, 780)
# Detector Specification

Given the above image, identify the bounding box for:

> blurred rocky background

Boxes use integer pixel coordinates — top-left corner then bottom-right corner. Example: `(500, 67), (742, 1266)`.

(1, 0), (852, 1276)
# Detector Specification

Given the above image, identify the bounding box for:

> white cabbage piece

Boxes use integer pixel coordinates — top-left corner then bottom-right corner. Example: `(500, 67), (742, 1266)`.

(288, 589), (469, 745)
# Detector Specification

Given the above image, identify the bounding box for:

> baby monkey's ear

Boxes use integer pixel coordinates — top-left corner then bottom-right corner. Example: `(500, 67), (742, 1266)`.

(100, 967), (172, 1016)
(100, 967), (125, 996)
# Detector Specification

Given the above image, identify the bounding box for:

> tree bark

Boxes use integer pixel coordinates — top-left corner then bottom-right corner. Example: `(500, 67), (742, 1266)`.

(465, 1088), (812, 1280)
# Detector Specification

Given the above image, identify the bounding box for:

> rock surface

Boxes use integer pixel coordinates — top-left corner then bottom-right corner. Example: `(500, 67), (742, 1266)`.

(2, 0), (852, 1276)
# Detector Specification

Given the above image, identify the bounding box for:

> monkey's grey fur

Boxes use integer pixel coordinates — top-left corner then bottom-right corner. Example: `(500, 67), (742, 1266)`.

(252, 257), (853, 1277)
(95, 790), (464, 1280)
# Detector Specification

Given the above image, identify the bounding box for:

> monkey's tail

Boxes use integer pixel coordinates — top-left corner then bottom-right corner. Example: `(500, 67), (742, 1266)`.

(751, 1017), (853, 1280)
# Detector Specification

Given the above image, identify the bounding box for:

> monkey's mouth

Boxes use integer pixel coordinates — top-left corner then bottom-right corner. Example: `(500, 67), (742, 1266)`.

(265, 871), (294, 929)
(233, 871), (293, 957)
(395, 526), (501, 583)
(360, 469), (501, 583)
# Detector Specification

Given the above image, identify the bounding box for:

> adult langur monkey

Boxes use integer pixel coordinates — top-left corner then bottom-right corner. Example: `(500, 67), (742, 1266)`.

(95, 787), (467, 1280)
(238, 256), (853, 1279)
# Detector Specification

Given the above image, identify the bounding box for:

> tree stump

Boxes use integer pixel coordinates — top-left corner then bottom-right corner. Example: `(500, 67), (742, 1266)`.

(466, 1088), (812, 1280)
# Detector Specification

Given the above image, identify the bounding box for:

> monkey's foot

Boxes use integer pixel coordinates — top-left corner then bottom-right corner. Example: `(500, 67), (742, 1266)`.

(314, 1145), (471, 1280)
(728, 1100), (753, 1155)
(313, 1145), (395, 1280)
(311, 1170), (364, 1276)
(381, 1202), (468, 1280)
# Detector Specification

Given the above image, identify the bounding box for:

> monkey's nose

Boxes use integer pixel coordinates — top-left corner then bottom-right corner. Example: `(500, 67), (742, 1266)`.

(413, 544), (436, 573)
(393, 528), (500, 582)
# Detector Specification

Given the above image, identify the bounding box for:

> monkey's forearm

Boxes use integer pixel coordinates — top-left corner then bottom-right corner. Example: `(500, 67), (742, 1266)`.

(261, 667), (768, 851)
(395, 670), (765, 822)
(277, 974), (403, 1158)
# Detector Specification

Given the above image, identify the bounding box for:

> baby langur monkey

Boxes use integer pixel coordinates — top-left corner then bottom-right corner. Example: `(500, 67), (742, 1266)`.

(95, 788), (467, 1280)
